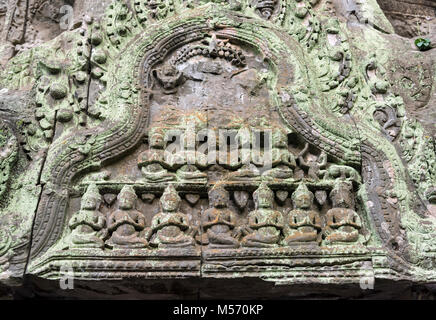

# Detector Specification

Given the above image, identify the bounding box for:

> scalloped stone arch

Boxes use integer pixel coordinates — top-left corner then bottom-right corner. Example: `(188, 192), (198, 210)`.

(24, 8), (399, 275)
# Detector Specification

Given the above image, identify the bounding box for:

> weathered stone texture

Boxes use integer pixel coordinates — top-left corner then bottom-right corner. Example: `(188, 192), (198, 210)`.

(0, 0), (435, 299)
(377, 0), (436, 37)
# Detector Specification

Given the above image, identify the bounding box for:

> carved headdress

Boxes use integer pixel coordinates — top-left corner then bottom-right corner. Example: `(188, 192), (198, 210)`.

(291, 183), (313, 202)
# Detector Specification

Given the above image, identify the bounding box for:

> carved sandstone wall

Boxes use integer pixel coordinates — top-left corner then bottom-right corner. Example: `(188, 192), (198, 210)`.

(0, 0), (435, 299)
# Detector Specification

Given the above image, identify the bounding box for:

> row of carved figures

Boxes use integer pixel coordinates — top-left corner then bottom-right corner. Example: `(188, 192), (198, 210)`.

(138, 127), (361, 184)
(67, 182), (363, 250)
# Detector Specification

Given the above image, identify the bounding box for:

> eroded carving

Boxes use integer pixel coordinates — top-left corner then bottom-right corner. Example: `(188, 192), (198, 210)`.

(202, 185), (239, 248)
(0, 0), (434, 290)
(324, 182), (362, 244)
(284, 183), (321, 245)
(106, 186), (148, 249)
(68, 184), (107, 249)
(241, 183), (284, 248)
(149, 185), (196, 248)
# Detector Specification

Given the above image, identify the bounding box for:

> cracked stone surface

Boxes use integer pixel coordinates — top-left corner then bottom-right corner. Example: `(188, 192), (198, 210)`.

(0, 0), (435, 299)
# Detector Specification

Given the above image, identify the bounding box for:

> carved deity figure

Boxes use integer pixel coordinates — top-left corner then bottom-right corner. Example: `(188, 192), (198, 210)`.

(172, 129), (208, 183)
(297, 143), (327, 180)
(175, 160), (208, 182)
(284, 183), (321, 245)
(138, 127), (176, 182)
(106, 186), (148, 249)
(323, 164), (361, 185)
(373, 101), (401, 141)
(216, 129), (242, 170)
(324, 182), (362, 244)
(68, 184), (107, 249)
(241, 182), (284, 247)
(148, 185), (195, 248)
(262, 129), (296, 179)
(227, 126), (260, 180)
(202, 185), (239, 248)
(145, 0), (168, 19)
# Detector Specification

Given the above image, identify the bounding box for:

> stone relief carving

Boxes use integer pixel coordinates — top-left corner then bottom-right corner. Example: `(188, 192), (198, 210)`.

(149, 185), (196, 248)
(107, 185), (149, 249)
(324, 182), (363, 244)
(0, 121), (18, 201)
(67, 184), (107, 249)
(202, 185), (239, 248)
(241, 183), (285, 248)
(0, 0), (435, 294)
(284, 183), (321, 245)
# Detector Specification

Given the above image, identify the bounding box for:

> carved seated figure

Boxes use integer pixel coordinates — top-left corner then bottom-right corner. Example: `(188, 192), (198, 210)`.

(138, 127), (176, 182)
(284, 183), (321, 245)
(202, 185), (239, 248)
(153, 64), (185, 93)
(106, 186), (148, 249)
(228, 162), (261, 179)
(324, 182), (362, 244)
(241, 182), (284, 248)
(148, 185), (195, 248)
(216, 130), (243, 170)
(262, 129), (296, 179)
(68, 184), (107, 249)
(226, 127), (261, 180)
(255, 0), (277, 20)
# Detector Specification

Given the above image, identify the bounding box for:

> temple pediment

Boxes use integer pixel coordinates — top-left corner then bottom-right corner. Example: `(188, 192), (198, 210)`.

(0, 0), (435, 298)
